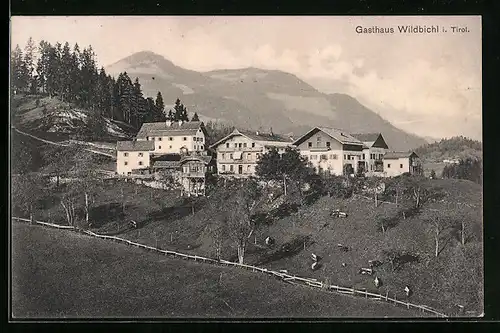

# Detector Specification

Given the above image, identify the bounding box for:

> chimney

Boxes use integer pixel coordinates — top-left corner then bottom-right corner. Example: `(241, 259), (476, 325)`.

(178, 120), (183, 127)
(166, 120), (172, 126)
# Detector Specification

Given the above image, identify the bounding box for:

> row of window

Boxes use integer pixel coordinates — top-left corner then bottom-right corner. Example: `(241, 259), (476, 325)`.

(221, 152), (262, 160)
(124, 161), (144, 166)
(305, 153), (363, 161)
(387, 163), (404, 169)
(226, 142), (256, 149)
(370, 153), (383, 160)
(220, 164), (253, 174)
(123, 152), (144, 157)
(307, 141), (331, 148)
(146, 136), (203, 142)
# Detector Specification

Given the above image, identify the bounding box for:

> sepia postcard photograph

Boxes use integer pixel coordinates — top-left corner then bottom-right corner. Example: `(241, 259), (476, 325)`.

(9, 15), (482, 319)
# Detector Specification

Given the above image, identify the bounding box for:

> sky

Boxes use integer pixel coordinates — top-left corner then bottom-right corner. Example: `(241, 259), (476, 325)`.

(11, 16), (482, 140)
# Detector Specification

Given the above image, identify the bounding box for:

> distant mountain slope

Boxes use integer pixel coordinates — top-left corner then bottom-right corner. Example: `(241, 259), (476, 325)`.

(105, 51), (428, 150)
(415, 136), (482, 162)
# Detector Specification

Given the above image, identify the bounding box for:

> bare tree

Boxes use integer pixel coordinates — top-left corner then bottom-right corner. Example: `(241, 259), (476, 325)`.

(425, 212), (453, 257)
(12, 173), (43, 223)
(215, 178), (265, 264)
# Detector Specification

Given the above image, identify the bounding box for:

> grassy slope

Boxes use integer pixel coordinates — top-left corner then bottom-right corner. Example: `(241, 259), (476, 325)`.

(115, 178), (483, 316)
(11, 222), (417, 318)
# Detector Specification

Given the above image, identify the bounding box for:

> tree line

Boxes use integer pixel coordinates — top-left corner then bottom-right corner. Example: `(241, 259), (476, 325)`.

(11, 38), (168, 131)
(441, 157), (482, 184)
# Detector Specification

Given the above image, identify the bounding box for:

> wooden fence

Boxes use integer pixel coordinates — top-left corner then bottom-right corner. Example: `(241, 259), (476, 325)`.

(12, 216), (448, 318)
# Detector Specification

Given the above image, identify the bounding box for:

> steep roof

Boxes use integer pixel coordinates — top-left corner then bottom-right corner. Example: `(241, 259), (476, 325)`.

(351, 133), (380, 143)
(209, 128), (293, 149)
(384, 151), (419, 159)
(293, 127), (363, 146)
(351, 133), (389, 149)
(116, 140), (155, 151)
(136, 121), (205, 139)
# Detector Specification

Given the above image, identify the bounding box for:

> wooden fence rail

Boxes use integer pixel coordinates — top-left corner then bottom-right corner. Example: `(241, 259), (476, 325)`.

(12, 216), (447, 318)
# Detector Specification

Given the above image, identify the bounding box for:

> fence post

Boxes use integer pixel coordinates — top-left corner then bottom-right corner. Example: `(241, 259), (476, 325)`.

(365, 289), (368, 298)
(386, 291), (388, 301)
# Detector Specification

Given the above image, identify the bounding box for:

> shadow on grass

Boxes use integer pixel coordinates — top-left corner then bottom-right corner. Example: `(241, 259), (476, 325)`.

(253, 235), (314, 266)
(90, 202), (127, 228)
(142, 198), (208, 227)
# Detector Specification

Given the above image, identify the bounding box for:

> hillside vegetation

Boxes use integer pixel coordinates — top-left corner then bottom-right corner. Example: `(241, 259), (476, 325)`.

(415, 136), (482, 162)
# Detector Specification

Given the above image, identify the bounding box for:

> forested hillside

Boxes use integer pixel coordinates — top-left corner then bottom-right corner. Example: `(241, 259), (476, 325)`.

(415, 136), (482, 162)
(11, 38), (167, 134)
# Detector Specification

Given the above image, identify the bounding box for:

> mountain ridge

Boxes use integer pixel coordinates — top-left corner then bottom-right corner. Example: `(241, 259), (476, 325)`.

(105, 51), (428, 151)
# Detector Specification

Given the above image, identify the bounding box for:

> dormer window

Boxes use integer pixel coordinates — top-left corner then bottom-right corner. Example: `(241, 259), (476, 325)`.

(326, 142), (331, 148)
(308, 142), (312, 148)
(226, 143), (230, 148)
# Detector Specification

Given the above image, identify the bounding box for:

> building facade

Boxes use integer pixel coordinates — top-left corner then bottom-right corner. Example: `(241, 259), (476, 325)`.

(135, 120), (207, 155)
(116, 140), (155, 175)
(351, 133), (389, 176)
(210, 129), (293, 178)
(383, 152), (422, 177)
(292, 127), (365, 176)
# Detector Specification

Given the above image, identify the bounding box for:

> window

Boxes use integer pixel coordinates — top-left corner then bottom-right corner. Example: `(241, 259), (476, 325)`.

(222, 165), (226, 171)
(308, 142), (312, 148)
(317, 136), (321, 142)
(124, 152), (129, 157)
(247, 153), (252, 159)
(238, 143), (242, 148)
(388, 164), (391, 168)
(400, 164), (403, 168)
(320, 154), (328, 160)
(247, 165), (251, 171)
(230, 165), (234, 172)
(146, 136), (149, 140)
(252, 143), (255, 148)
(362, 154), (365, 160)
(230, 153), (233, 159)
(226, 143), (230, 148)
(243, 143), (247, 148)
(222, 153), (225, 159)
(159, 146), (161, 149)
(330, 154), (338, 160)
(138, 152), (143, 157)
(200, 145), (204, 150)
(200, 137), (203, 142)
(158, 137), (162, 141)
(183, 137), (187, 141)
(169, 137), (173, 141)
(256, 153), (261, 158)
(124, 161), (128, 165)
(234, 143), (238, 148)
(326, 142), (330, 148)
(194, 145), (197, 150)
(169, 145), (172, 149)
(310, 154), (317, 160)
(139, 161), (143, 166)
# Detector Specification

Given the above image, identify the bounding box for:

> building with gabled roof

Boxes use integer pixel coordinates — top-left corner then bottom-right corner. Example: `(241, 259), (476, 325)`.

(292, 127), (365, 176)
(136, 120), (207, 155)
(209, 128), (294, 178)
(351, 132), (389, 175)
(383, 151), (422, 177)
(116, 140), (155, 175)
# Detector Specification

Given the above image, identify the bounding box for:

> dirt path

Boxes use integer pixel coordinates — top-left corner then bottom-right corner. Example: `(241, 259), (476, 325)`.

(12, 126), (116, 159)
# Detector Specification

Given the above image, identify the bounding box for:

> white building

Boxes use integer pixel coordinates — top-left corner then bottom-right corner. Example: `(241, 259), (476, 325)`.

(210, 129), (293, 178)
(116, 140), (155, 175)
(135, 120), (207, 155)
(383, 151), (422, 177)
(351, 133), (389, 176)
(292, 127), (365, 175)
